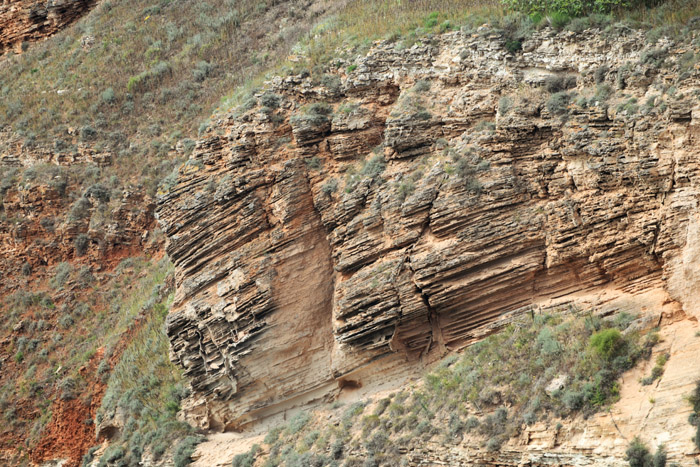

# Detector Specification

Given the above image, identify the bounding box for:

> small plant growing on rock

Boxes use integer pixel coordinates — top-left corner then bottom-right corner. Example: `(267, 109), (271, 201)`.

(231, 444), (259, 467)
(290, 103), (333, 126)
(546, 92), (572, 116)
(544, 75), (577, 93)
(50, 262), (73, 289)
(321, 179), (338, 195)
(74, 234), (90, 256)
(287, 412), (311, 435)
(305, 156), (322, 170)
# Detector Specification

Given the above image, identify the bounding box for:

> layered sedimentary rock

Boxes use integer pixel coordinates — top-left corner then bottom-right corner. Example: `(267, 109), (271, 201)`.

(157, 26), (700, 436)
(0, 0), (97, 54)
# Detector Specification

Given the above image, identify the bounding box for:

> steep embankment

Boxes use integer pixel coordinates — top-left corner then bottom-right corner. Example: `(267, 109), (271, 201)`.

(158, 24), (700, 464)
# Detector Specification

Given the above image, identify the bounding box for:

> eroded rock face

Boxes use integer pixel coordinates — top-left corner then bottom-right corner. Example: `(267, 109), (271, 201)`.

(0, 0), (97, 54)
(157, 26), (700, 431)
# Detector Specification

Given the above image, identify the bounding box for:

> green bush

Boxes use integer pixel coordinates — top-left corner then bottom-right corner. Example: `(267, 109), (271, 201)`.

(101, 87), (116, 105)
(626, 436), (651, 467)
(501, 0), (663, 16)
(546, 91), (572, 115)
(652, 444), (666, 467)
(589, 328), (623, 361)
(173, 436), (202, 467)
(360, 155), (386, 180)
(287, 412), (311, 435)
(624, 437), (666, 467)
(232, 444), (259, 467)
(50, 262), (73, 289)
(321, 179), (338, 195)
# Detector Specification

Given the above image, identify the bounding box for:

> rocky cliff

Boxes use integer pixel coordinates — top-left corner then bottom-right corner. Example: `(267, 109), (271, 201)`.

(0, 0), (97, 54)
(157, 22), (700, 464)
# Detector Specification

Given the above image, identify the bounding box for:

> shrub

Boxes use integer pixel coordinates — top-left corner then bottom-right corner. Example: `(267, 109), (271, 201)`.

(305, 157), (322, 170)
(652, 444), (666, 467)
(50, 262), (73, 289)
(548, 11), (571, 29)
(595, 64), (610, 84)
(546, 92), (572, 115)
(79, 126), (97, 141)
(101, 87), (116, 105)
(486, 436), (502, 451)
(625, 436), (652, 467)
(74, 234), (90, 256)
(68, 197), (92, 222)
(290, 102), (333, 126)
(397, 180), (415, 201)
(77, 266), (95, 288)
(287, 412), (311, 435)
(127, 61), (171, 93)
(501, 0), (653, 16)
(544, 75), (577, 93)
(59, 377), (77, 401)
(465, 416), (480, 431)
(59, 315), (74, 329)
(260, 92), (281, 109)
(264, 427), (283, 445)
(321, 179), (338, 195)
(373, 398), (392, 416)
(360, 155), (386, 180)
(192, 61), (212, 82)
(498, 96), (513, 115)
(640, 48), (667, 67)
(173, 436), (201, 467)
(589, 328), (623, 362)
(413, 80), (431, 93)
(505, 38), (522, 53)
(232, 444), (259, 467)
(330, 438), (344, 459)
(320, 74), (342, 93)
(562, 389), (585, 411)
(364, 431), (388, 454)
(85, 183), (111, 203)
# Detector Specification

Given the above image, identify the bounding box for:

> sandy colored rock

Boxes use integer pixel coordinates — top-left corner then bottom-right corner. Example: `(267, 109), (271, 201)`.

(156, 25), (700, 464)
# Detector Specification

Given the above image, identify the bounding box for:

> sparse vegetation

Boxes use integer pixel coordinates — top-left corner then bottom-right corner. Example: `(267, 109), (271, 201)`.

(641, 353), (668, 385)
(93, 271), (200, 466)
(625, 437), (667, 467)
(687, 380), (700, 450)
(249, 309), (656, 464)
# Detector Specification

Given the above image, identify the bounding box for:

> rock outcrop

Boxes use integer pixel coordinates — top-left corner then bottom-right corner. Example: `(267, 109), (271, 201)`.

(157, 24), (700, 458)
(0, 0), (97, 54)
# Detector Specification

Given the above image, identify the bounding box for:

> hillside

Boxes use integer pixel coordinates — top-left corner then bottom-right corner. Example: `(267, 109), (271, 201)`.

(3, 0), (700, 466)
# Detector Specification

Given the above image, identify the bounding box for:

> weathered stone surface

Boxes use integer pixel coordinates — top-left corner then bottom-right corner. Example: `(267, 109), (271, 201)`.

(157, 26), (700, 457)
(0, 0), (97, 54)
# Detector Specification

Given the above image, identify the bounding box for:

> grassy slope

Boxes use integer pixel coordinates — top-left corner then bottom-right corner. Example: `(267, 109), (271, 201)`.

(0, 255), (172, 464)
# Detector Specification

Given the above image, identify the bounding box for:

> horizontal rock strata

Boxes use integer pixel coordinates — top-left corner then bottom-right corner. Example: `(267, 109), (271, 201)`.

(0, 0), (97, 54)
(157, 26), (700, 434)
